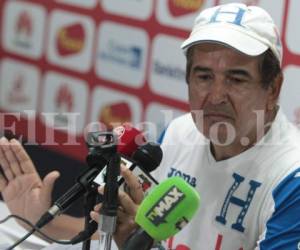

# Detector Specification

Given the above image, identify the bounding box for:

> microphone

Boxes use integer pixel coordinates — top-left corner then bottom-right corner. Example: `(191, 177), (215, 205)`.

(114, 123), (146, 157)
(121, 176), (200, 250)
(121, 142), (163, 196)
(35, 124), (146, 229)
(93, 142), (162, 196)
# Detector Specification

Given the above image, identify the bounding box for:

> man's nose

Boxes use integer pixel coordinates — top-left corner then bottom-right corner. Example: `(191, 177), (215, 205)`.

(207, 80), (228, 105)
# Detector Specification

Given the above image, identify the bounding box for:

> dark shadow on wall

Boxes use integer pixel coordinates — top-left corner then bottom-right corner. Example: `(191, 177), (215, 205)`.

(0, 143), (87, 218)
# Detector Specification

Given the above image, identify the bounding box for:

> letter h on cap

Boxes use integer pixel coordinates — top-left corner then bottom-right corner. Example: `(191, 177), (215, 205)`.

(209, 6), (246, 27)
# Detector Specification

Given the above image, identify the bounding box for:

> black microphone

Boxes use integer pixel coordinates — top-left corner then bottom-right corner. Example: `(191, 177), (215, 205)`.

(36, 157), (107, 229)
(93, 142), (162, 196)
(132, 142), (163, 172)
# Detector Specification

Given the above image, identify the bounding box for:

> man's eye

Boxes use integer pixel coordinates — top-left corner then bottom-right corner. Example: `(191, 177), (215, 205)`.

(197, 75), (212, 81)
(228, 76), (245, 84)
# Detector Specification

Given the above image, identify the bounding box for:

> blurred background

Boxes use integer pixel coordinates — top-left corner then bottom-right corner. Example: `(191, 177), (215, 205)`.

(0, 0), (299, 221)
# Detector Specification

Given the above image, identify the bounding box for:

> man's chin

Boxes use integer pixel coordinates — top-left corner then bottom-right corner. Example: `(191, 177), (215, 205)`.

(209, 135), (235, 146)
(203, 127), (237, 146)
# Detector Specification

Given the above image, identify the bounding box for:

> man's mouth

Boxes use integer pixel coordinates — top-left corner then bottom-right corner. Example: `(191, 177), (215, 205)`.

(204, 113), (234, 120)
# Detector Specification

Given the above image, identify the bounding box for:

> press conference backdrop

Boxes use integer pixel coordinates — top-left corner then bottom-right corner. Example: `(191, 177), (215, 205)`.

(0, 0), (299, 162)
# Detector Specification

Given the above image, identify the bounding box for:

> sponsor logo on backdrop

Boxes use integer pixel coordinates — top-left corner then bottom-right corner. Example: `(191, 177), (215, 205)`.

(47, 10), (95, 72)
(220, 0), (259, 5)
(8, 75), (29, 104)
(149, 34), (188, 102)
(56, 23), (85, 56)
(55, 0), (97, 8)
(168, 0), (204, 17)
(245, 0), (260, 4)
(2, 1), (46, 59)
(54, 84), (74, 126)
(99, 40), (142, 70)
(98, 102), (132, 129)
(101, 0), (153, 21)
(0, 59), (40, 114)
(14, 10), (33, 49)
(156, 0), (213, 30)
(96, 22), (148, 88)
(42, 72), (88, 134)
(153, 61), (185, 81)
(145, 103), (185, 141)
(90, 86), (142, 128)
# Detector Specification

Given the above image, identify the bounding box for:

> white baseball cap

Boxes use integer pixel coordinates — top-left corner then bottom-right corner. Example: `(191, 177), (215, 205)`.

(181, 3), (282, 65)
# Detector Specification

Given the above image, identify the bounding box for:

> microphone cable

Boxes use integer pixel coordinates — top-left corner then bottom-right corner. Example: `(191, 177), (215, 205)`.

(0, 214), (74, 249)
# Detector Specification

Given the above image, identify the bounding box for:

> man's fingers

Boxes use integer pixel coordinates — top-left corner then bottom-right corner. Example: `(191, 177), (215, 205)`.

(0, 174), (7, 191)
(94, 203), (101, 212)
(117, 207), (133, 223)
(97, 186), (104, 194)
(2, 140), (23, 177)
(90, 211), (99, 222)
(95, 189), (137, 215)
(0, 137), (15, 181)
(10, 139), (37, 174)
(114, 215), (137, 248)
(40, 171), (60, 201)
(118, 190), (138, 216)
(121, 166), (144, 204)
(91, 206), (134, 223)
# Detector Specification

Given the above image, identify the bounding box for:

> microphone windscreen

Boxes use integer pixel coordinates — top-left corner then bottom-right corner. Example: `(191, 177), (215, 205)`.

(135, 176), (200, 241)
(114, 124), (146, 157)
(132, 142), (163, 172)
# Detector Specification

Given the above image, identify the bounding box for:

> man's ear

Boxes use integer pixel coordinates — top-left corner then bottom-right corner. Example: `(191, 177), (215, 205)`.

(267, 72), (283, 111)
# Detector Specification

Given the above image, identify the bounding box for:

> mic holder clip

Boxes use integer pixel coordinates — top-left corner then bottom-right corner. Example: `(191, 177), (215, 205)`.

(98, 153), (120, 250)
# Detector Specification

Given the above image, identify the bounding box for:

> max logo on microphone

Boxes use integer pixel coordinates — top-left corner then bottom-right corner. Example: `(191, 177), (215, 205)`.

(146, 186), (185, 226)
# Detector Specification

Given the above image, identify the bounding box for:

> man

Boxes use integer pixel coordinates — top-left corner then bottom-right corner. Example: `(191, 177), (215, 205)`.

(158, 4), (299, 250)
(0, 3), (300, 250)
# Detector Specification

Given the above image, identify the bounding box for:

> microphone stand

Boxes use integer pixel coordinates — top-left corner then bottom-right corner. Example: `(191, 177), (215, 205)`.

(98, 153), (120, 250)
(82, 189), (100, 250)
(80, 131), (117, 250)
